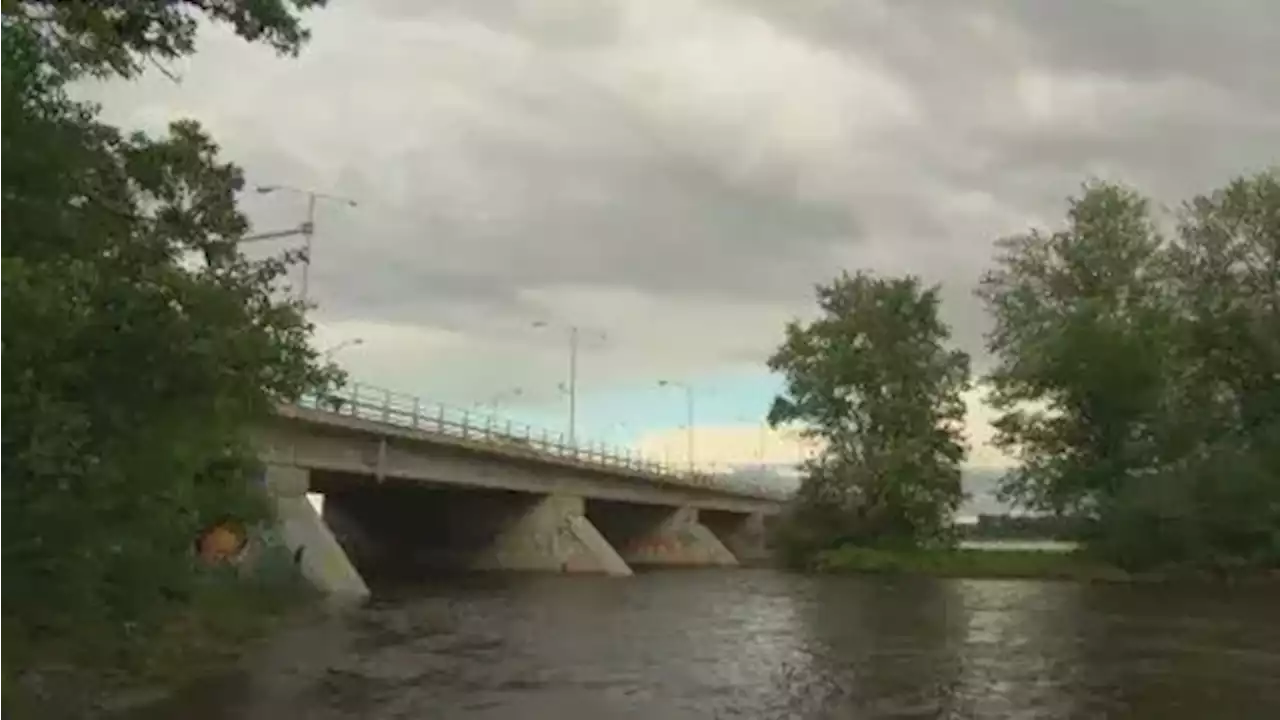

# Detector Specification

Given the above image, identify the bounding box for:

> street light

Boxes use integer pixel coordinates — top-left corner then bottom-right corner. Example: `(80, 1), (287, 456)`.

(532, 320), (606, 447)
(255, 184), (358, 304)
(658, 379), (696, 472)
(322, 337), (364, 360)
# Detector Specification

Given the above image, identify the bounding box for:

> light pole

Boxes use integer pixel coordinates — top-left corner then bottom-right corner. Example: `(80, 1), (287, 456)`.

(658, 379), (695, 472)
(532, 321), (605, 447)
(255, 184), (358, 304)
(322, 337), (364, 360)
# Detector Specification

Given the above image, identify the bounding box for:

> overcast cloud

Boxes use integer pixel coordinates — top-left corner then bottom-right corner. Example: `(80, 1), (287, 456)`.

(85, 0), (1280, 409)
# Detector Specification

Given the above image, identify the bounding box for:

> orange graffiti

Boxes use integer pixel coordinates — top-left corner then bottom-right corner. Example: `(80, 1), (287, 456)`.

(629, 537), (680, 556)
(195, 522), (248, 565)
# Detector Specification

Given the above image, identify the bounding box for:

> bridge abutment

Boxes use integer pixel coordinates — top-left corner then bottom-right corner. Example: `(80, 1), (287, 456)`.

(263, 464), (370, 599)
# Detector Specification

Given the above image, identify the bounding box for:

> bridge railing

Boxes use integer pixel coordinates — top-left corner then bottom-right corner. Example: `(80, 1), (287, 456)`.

(296, 381), (791, 500)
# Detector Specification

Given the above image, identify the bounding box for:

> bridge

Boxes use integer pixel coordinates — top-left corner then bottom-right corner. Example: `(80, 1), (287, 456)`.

(257, 382), (789, 599)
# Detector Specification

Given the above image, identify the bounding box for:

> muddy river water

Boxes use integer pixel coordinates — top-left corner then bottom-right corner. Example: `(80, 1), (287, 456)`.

(136, 569), (1279, 719)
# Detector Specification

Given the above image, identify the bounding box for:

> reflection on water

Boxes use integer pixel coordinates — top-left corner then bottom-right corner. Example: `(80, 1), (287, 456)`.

(132, 571), (1280, 719)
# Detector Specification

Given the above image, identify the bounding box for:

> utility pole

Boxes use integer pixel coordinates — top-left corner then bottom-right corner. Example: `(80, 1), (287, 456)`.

(533, 321), (604, 447)
(255, 184), (357, 305)
(301, 192), (318, 303)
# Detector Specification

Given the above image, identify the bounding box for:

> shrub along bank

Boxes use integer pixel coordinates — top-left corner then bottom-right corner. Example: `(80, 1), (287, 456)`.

(807, 546), (1125, 582)
(4, 1), (341, 715)
(4, 538), (319, 718)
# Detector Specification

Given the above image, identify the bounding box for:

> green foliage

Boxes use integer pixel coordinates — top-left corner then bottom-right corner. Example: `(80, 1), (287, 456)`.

(810, 546), (1124, 582)
(4, 569), (317, 718)
(977, 181), (1174, 515)
(2, 0), (327, 80)
(767, 272), (972, 560)
(2, 0), (336, 665)
(978, 171), (1280, 572)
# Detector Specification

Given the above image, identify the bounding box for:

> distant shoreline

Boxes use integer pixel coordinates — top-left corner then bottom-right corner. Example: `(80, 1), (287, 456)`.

(808, 546), (1280, 584)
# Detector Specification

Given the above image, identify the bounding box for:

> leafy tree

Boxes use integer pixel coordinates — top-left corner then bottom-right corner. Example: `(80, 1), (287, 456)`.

(2, 0), (326, 79)
(1164, 170), (1280, 454)
(767, 272), (971, 559)
(2, 0), (337, 647)
(1129, 169), (1280, 571)
(976, 182), (1173, 518)
(978, 173), (1280, 571)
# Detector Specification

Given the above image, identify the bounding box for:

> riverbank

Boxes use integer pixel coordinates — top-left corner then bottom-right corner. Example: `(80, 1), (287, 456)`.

(4, 577), (319, 719)
(810, 546), (1157, 582)
(811, 546), (1280, 584)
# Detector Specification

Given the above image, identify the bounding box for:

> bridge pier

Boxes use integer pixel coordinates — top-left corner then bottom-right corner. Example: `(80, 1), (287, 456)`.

(587, 501), (738, 567)
(318, 483), (633, 578)
(263, 465), (370, 600)
(701, 510), (771, 565)
(476, 494), (632, 576)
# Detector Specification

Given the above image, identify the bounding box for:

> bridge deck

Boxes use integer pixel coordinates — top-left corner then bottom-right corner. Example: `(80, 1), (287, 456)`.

(276, 384), (786, 503)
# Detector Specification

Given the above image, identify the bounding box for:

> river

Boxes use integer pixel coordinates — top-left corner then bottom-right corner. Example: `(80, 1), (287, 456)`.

(135, 569), (1279, 719)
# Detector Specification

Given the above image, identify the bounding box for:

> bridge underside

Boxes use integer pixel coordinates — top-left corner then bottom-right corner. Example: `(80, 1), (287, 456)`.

(269, 466), (771, 593)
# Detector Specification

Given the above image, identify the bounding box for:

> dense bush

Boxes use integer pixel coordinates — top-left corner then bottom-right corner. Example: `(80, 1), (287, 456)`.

(2, 0), (338, 676)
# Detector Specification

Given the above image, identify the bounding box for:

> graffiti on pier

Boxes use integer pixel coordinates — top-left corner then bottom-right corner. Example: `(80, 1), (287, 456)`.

(628, 536), (680, 558)
(628, 528), (700, 559)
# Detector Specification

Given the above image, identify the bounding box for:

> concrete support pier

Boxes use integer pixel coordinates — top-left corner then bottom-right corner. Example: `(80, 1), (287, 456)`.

(320, 484), (633, 577)
(264, 465), (370, 599)
(476, 494), (633, 576)
(590, 503), (739, 567)
(701, 510), (771, 565)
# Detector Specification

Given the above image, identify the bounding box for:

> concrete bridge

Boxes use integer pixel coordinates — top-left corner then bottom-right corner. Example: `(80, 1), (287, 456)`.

(257, 383), (787, 599)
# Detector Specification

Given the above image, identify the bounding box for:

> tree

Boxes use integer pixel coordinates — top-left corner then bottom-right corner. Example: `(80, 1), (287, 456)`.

(2, 0), (326, 79)
(976, 181), (1173, 518)
(767, 272), (971, 559)
(1131, 170), (1280, 570)
(978, 173), (1280, 571)
(1165, 170), (1280, 453)
(2, 0), (337, 644)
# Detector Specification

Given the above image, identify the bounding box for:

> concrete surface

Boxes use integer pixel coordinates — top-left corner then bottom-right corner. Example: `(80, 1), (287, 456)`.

(265, 465), (370, 600)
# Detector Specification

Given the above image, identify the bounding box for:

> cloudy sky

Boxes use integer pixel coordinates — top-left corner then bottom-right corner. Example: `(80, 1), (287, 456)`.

(84, 0), (1279, 473)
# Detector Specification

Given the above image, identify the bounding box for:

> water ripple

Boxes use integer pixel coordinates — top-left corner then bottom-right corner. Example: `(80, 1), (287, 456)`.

(130, 570), (1280, 720)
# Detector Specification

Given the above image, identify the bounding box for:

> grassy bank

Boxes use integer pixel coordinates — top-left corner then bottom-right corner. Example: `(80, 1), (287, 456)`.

(811, 545), (1280, 584)
(810, 545), (1134, 582)
(4, 575), (318, 718)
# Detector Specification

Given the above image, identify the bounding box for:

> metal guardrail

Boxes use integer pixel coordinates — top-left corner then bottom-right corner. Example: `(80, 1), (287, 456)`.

(294, 382), (791, 501)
